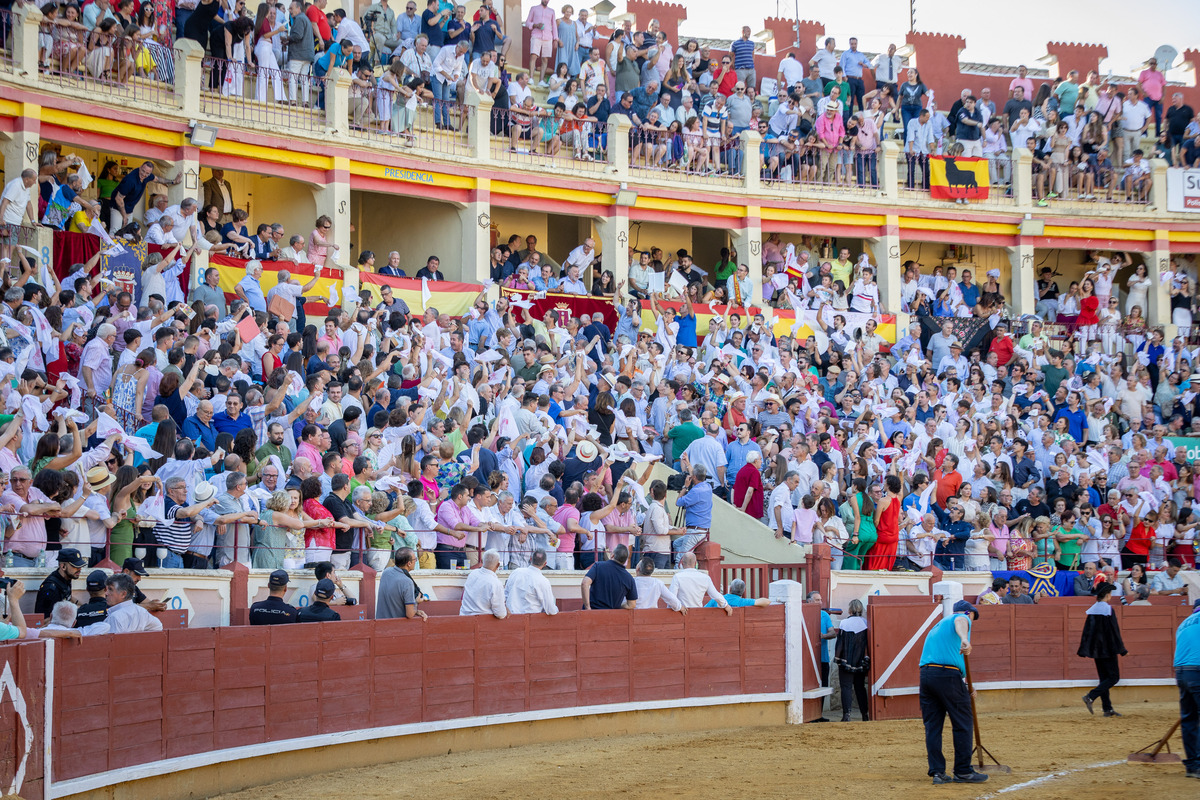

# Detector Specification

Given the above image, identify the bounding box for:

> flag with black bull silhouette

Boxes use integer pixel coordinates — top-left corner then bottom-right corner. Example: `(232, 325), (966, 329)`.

(929, 155), (990, 201)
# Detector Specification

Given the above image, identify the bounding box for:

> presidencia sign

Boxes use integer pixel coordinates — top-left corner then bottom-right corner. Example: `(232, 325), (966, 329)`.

(382, 166), (436, 184)
(1168, 437), (1200, 461)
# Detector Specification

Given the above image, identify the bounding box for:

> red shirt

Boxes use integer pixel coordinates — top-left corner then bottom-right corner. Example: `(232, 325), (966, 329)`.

(933, 469), (962, 508)
(303, 498), (336, 550)
(989, 335), (1014, 366)
(733, 463), (765, 518)
(1127, 521), (1153, 555)
(306, 5), (332, 42)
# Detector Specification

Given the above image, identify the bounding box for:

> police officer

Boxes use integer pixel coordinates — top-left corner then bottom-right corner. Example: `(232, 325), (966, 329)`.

(296, 579), (342, 623)
(1176, 599), (1200, 779)
(75, 570), (111, 628)
(249, 570), (299, 625)
(917, 600), (988, 785)
(34, 549), (87, 617)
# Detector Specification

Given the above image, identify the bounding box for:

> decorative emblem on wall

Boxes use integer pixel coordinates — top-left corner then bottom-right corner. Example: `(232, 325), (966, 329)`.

(889, 245), (900, 259)
(1021, 254), (1034, 269)
(477, 212), (491, 229)
(750, 240), (761, 256)
(617, 230), (628, 246)
(24, 142), (37, 165)
(184, 168), (199, 190)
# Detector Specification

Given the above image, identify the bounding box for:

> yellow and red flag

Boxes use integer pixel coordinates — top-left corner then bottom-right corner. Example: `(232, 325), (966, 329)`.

(929, 155), (990, 201)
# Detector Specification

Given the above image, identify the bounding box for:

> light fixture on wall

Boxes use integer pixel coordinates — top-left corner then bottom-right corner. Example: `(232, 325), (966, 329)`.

(1019, 217), (1045, 237)
(188, 121), (219, 148)
(613, 183), (638, 207)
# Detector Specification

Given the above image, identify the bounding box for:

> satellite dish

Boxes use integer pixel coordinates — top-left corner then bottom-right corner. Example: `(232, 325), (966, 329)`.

(1153, 44), (1179, 70)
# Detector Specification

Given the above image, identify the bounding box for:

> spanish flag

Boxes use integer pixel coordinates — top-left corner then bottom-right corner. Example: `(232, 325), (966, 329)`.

(360, 272), (480, 317)
(929, 155), (990, 201)
(210, 255), (345, 317)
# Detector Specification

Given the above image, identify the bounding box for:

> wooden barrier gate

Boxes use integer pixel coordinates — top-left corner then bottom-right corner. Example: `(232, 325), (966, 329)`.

(867, 600), (1190, 721)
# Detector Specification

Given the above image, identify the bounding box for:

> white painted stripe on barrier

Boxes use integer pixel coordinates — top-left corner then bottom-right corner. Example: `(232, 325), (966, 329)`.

(43, 639), (54, 797)
(876, 677), (1177, 697)
(801, 608), (822, 687)
(48, 692), (792, 799)
(802, 687), (834, 699)
(977, 760), (1123, 798)
(870, 605), (942, 696)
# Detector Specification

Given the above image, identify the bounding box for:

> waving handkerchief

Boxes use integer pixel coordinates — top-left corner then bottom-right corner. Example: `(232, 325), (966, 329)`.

(96, 412), (124, 439)
(20, 395), (49, 432)
(122, 435), (164, 460)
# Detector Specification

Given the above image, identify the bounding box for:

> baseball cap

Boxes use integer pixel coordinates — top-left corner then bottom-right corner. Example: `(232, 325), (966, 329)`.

(57, 548), (87, 568)
(313, 578), (336, 600)
(953, 600), (979, 619)
(268, 569), (290, 588)
(122, 557), (148, 576)
(86, 569), (108, 590)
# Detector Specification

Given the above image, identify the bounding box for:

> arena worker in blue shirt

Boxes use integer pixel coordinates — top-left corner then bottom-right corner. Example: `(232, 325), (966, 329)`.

(706, 579), (771, 608)
(1175, 599), (1200, 778)
(917, 600), (987, 785)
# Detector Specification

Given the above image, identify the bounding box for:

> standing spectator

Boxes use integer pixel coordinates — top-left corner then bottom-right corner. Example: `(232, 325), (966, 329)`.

(809, 36), (837, 82)
(1138, 56), (1166, 137)
(459, 549), (507, 617)
(377, 547), (428, 619)
(504, 549), (558, 614)
(668, 552), (731, 611)
(839, 37), (871, 116)
(729, 26), (756, 93)
(524, 0), (555, 86)
(286, 0), (317, 106)
(872, 44), (903, 96)
(581, 543), (637, 609)
(1, 169), (38, 270)
(1120, 87), (1151, 165)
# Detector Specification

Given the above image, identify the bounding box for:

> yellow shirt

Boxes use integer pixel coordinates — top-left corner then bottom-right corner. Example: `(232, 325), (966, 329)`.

(68, 210), (93, 233)
(830, 258), (854, 289)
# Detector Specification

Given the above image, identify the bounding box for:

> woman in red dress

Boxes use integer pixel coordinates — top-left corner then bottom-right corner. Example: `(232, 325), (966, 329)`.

(261, 333), (284, 379)
(867, 474), (902, 570)
(1077, 277), (1100, 345)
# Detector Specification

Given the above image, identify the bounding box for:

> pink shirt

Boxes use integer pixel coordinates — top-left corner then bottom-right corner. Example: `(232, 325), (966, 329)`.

(552, 505), (579, 553)
(1138, 69), (1165, 102)
(3, 488), (53, 557)
(307, 229), (330, 266)
(524, 4), (555, 41)
(816, 112), (844, 147)
(296, 441), (323, 473)
(601, 508), (636, 550)
(1008, 77), (1034, 99)
(435, 500), (478, 547)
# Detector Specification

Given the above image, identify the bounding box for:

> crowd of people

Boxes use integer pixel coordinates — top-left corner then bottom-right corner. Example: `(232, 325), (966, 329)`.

(19, 3), (1197, 185)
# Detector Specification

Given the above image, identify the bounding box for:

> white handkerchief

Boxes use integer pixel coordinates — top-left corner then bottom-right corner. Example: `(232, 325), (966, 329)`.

(328, 283), (339, 307)
(668, 270), (688, 295)
(648, 272), (666, 294)
(138, 495), (168, 524)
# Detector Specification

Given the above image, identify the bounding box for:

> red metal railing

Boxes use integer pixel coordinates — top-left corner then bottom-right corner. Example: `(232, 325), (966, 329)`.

(629, 125), (741, 185)
(489, 107), (608, 172)
(199, 56), (327, 133)
(38, 21), (174, 106)
(764, 143), (878, 192)
(720, 562), (805, 598)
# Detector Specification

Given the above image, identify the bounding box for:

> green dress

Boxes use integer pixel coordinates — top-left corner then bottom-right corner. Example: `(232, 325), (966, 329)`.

(110, 505), (137, 565)
(843, 493), (877, 570)
(252, 508), (286, 569)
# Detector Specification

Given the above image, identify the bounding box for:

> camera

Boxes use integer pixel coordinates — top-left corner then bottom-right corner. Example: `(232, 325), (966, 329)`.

(0, 577), (15, 590)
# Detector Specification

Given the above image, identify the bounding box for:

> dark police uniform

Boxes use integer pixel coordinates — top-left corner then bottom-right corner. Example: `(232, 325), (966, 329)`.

(75, 598), (110, 628)
(296, 601), (341, 623)
(34, 570), (74, 617)
(249, 596), (299, 625)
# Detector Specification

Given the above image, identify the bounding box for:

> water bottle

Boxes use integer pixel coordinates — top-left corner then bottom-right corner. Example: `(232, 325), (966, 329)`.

(4, 551), (12, 568)
(36, 550), (47, 569)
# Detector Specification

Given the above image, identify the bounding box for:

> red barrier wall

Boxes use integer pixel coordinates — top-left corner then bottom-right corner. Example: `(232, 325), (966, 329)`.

(867, 601), (1190, 721)
(0, 642), (46, 800)
(50, 608), (785, 783)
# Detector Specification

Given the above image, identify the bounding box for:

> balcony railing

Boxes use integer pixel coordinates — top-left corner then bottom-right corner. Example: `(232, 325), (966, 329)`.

(0, 7), (1177, 216)
(35, 20), (174, 106)
(199, 56), (327, 135)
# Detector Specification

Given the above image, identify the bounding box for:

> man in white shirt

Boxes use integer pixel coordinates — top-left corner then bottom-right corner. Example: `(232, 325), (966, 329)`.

(669, 553), (732, 611)
(564, 237), (598, 275)
(104, 574), (164, 633)
(504, 549), (558, 614)
(628, 251), (653, 298)
(768, 472), (799, 539)
(469, 49), (500, 97)
(459, 549), (507, 617)
(632, 557), (685, 612)
(508, 70), (532, 108)
(144, 193), (171, 227)
(146, 215), (180, 246)
(871, 44), (903, 92)
(0, 169), (38, 270)
(809, 36), (838, 81)
(162, 198), (201, 246)
(333, 8), (370, 52)
(558, 264), (587, 295)
(777, 52), (805, 91)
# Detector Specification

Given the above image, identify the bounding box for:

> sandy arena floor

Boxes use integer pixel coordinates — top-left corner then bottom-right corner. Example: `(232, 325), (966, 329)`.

(216, 703), (1194, 800)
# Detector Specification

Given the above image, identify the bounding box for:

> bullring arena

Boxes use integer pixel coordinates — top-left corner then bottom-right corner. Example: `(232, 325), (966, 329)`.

(3, 578), (1195, 800)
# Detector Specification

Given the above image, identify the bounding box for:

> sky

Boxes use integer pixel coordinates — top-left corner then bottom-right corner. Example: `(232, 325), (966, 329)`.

(526, 0), (1200, 80)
